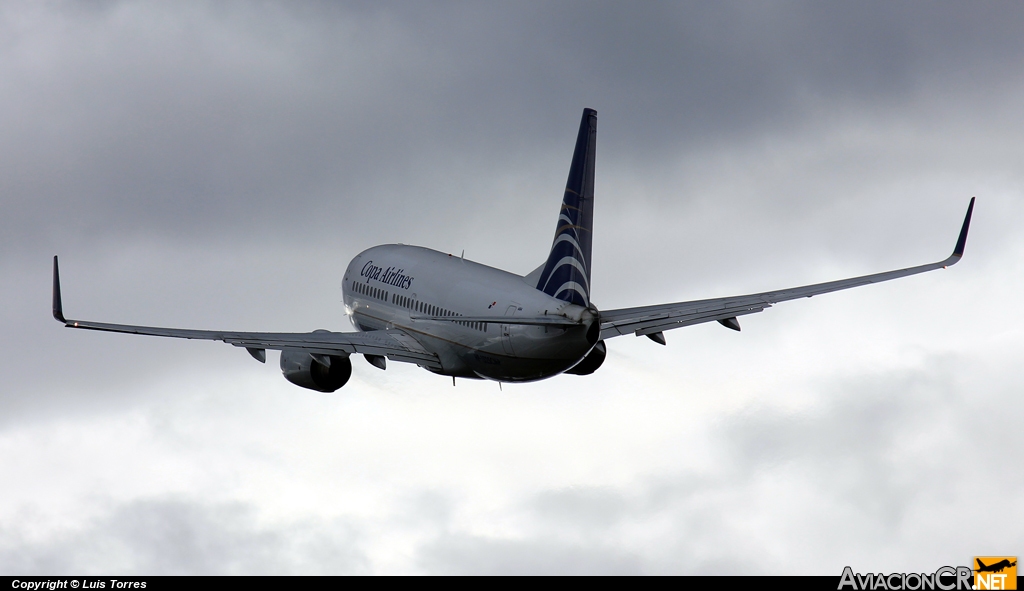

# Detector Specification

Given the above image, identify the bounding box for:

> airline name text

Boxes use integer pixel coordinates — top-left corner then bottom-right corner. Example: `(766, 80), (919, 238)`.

(361, 261), (414, 290)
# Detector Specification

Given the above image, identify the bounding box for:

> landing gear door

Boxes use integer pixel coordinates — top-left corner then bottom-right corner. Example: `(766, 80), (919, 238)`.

(501, 304), (518, 357)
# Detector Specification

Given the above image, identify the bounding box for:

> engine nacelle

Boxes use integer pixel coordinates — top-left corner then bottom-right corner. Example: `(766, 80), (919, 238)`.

(280, 349), (352, 392)
(565, 340), (606, 376)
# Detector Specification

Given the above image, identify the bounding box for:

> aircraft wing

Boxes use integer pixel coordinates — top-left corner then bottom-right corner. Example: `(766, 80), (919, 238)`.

(599, 198), (974, 341)
(51, 258), (442, 370)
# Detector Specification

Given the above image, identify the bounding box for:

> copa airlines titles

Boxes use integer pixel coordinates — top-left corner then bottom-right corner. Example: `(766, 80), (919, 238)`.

(360, 261), (414, 290)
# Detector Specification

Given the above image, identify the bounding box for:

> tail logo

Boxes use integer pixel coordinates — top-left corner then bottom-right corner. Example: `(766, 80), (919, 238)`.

(536, 109), (597, 307)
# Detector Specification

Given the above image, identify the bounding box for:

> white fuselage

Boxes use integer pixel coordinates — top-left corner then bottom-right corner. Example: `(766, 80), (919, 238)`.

(342, 244), (597, 381)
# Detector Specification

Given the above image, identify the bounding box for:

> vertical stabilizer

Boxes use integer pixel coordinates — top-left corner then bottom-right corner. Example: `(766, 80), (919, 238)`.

(536, 108), (596, 307)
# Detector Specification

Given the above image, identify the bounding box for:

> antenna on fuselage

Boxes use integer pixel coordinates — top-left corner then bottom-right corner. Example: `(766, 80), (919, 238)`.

(460, 249), (465, 262)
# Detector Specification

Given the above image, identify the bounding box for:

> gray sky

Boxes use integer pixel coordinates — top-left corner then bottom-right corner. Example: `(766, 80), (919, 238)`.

(2, 1), (1022, 574)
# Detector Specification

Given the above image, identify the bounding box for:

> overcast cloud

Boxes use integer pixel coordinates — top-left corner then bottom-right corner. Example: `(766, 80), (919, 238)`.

(1, 1), (1022, 575)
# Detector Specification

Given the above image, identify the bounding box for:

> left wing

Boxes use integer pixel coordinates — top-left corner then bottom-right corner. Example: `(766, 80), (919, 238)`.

(51, 257), (441, 369)
(600, 198), (974, 341)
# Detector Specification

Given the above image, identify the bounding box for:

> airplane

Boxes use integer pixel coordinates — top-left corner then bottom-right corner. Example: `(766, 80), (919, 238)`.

(976, 559), (1016, 573)
(51, 108), (975, 392)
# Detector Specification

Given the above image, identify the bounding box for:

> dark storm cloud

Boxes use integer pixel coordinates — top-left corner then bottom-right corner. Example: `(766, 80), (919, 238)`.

(0, 0), (1011, 419)
(3, 1), (1023, 254)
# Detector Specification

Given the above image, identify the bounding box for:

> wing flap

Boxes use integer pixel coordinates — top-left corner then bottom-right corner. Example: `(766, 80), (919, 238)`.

(614, 306), (768, 339)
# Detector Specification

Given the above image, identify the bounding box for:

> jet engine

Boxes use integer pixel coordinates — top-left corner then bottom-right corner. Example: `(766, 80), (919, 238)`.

(280, 349), (352, 392)
(565, 340), (606, 375)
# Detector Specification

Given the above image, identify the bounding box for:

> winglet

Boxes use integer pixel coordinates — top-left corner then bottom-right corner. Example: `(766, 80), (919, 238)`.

(52, 255), (66, 323)
(952, 197), (975, 258)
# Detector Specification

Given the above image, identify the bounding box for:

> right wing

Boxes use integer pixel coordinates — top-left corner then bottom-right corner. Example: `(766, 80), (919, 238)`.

(600, 198), (974, 341)
(51, 257), (441, 369)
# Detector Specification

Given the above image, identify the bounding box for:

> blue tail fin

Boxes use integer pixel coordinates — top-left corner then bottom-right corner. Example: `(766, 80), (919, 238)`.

(536, 108), (596, 307)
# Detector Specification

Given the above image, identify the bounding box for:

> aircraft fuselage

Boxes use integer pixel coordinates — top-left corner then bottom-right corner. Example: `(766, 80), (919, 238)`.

(343, 244), (598, 381)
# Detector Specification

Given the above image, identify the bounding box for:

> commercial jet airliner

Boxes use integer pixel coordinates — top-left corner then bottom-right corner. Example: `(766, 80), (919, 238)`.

(52, 109), (974, 392)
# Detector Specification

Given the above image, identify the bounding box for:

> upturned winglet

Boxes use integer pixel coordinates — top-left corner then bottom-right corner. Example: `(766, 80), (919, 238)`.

(52, 255), (66, 323)
(952, 197), (975, 259)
